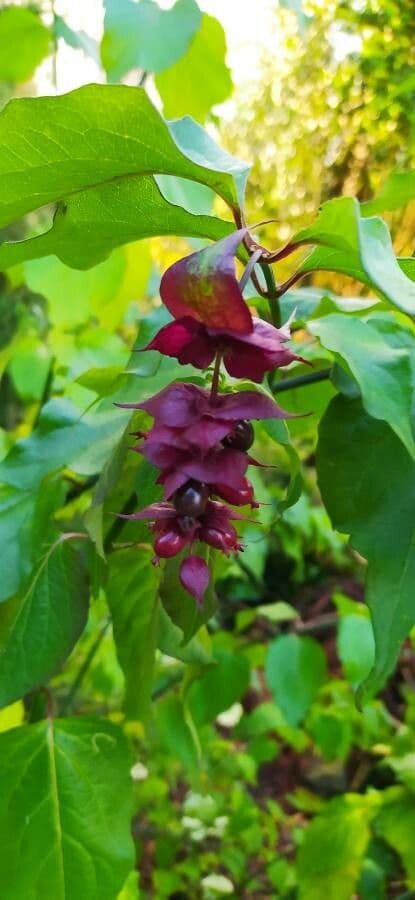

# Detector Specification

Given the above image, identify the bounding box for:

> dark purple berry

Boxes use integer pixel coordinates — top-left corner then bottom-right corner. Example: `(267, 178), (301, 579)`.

(222, 420), (254, 452)
(173, 480), (209, 517)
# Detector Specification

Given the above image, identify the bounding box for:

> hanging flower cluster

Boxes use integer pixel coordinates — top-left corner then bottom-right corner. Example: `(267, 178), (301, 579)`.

(119, 230), (302, 606)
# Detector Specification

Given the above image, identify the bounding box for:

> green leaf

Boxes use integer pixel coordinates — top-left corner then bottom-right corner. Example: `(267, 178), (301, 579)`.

(255, 601), (298, 623)
(362, 169), (415, 215)
(0, 716), (134, 898)
(235, 701), (308, 752)
(297, 794), (376, 900)
(0, 6), (50, 84)
(156, 695), (199, 772)
(0, 539), (89, 708)
(375, 787), (415, 885)
(265, 634), (327, 726)
(157, 606), (212, 666)
(0, 174), (232, 271)
(156, 15), (233, 123)
(187, 649), (249, 726)
(106, 548), (160, 720)
(294, 197), (415, 317)
(102, 0), (201, 80)
(0, 487), (38, 603)
(0, 84), (246, 230)
(309, 314), (415, 459)
(337, 614), (375, 688)
(8, 338), (51, 402)
(117, 871), (139, 900)
(317, 395), (415, 696)
(53, 15), (99, 62)
(0, 476), (64, 603)
(155, 174), (215, 216)
(386, 754), (415, 794)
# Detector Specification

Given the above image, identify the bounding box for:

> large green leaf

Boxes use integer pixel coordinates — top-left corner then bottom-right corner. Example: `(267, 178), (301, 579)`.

(106, 547), (160, 720)
(0, 717), (134, 898)
(156, 15), (233, 123)
(0, 84), (246, 228)
(265, 634), (327, 726)
(0, 6), (50, 84)
(102, 0), (201, 80)
(297, 794), (376, 900)
(362, 169), (415, 215)
(0, 175), (232, 271)
(0, 539), (89, 707)
(317, 395), (415, 696)
(294, 198), (415, 317)
(309, 314), (415, 459)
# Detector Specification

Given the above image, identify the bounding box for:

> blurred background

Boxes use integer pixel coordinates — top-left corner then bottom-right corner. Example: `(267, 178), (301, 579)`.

(1, 1), (415, 897)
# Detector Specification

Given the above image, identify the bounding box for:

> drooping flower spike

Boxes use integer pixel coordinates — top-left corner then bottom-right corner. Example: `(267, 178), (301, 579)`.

(143, 230), (304, 383)
(117, 229), (305, 604)
(118, 499), (248, 606)
(118, 381), (292, 459)
(117, 382), (293, 499)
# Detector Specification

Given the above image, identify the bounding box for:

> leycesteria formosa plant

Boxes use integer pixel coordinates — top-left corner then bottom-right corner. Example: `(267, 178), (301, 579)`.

(117, 230), (303, 605)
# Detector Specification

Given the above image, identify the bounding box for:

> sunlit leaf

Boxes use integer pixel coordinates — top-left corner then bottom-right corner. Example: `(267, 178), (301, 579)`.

(0, 84), (246, 231)
(0, 6), (50, 84)
(156, 15), (233, 123)
(297, 794), (376, 900)
(102, 0), (201, 80)
(294, 198), (415, 317)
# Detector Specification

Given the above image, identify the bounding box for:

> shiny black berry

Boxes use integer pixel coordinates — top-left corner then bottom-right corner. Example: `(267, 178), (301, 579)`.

(173, 480), (209, 518)
(222, 420), (254, 452)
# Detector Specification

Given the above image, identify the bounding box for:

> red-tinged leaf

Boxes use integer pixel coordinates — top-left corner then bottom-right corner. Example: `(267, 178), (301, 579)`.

(160, 229), (253, 333)
(179, 555), (210, 606)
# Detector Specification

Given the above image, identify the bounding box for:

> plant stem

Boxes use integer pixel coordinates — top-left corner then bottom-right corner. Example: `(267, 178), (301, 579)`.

(210, 352), (222, 405)
(260, 263), (281, 328)
(273, 368), (331, 393)
(277, 269), (306, 296)
(60, 618), (112, 716)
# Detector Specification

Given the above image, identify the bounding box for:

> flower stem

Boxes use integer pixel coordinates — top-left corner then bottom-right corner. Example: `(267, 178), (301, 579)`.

(260, 263), (281, 328)
(210, 352), (222, 405)
(273, 368), (331, 393)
